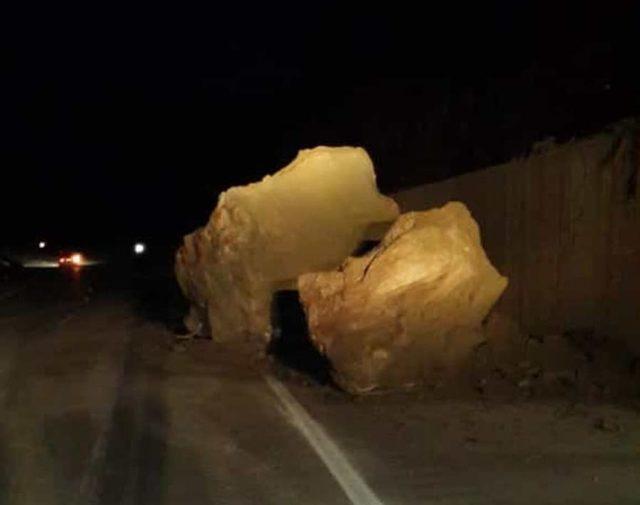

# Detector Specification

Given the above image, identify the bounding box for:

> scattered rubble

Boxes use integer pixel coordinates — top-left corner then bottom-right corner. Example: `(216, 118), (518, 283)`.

(468, 313), (640, 402)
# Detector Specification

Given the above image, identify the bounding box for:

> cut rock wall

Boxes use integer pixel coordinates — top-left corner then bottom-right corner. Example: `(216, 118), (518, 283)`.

(394, 121), (640, 352)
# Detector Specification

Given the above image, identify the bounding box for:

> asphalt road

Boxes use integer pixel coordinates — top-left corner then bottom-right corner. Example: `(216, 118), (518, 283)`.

(0, 267), (639, 504)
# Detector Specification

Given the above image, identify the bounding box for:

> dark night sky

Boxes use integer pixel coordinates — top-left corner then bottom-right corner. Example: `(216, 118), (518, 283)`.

(2, 2), (639, 247)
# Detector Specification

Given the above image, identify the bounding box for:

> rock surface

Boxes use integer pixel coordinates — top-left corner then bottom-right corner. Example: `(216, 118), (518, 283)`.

(298, 202), (508, 393)
(175, 146), (399, 345)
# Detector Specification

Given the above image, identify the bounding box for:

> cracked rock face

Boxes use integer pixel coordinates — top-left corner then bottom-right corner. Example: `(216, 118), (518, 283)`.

(175, 146), (399, 346)
(298, 202), (508, 393)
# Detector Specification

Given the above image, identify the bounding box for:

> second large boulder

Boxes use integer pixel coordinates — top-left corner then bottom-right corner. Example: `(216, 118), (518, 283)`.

(298, 202), (508, 393)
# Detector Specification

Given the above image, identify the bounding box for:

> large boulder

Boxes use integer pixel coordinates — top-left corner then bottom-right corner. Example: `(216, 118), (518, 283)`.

(298, 202), (508, 393)
(175, 146), (399, 346)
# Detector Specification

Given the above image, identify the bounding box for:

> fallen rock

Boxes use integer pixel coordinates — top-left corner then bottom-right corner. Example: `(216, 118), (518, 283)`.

(594, 417), (621, 433)
(176, 146), (399, 346)
(298, 202), (508, 393)
(525, 334), (582, 372)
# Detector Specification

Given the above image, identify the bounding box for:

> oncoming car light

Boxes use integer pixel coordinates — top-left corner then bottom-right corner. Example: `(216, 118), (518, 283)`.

(59, 253), (84, 267)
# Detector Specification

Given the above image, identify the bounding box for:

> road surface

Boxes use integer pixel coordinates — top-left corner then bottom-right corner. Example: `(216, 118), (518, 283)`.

(0, 267), (638, 504)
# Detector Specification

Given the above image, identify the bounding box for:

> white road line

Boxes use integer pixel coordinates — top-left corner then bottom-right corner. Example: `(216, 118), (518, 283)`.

(265, 374), (385, 505)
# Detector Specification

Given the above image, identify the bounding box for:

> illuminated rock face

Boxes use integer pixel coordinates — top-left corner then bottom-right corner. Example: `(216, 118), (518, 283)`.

(298, 202), (508, 393)
(175, 146), (399, 345)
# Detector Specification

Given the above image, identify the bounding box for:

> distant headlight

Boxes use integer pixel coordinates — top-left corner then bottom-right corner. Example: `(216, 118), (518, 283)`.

(70, 253), (83, 265)
(134, 243), (146, 255)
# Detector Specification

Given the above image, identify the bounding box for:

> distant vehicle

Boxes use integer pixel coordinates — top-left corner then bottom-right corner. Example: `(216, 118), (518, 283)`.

(58, 252), (84, 267)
